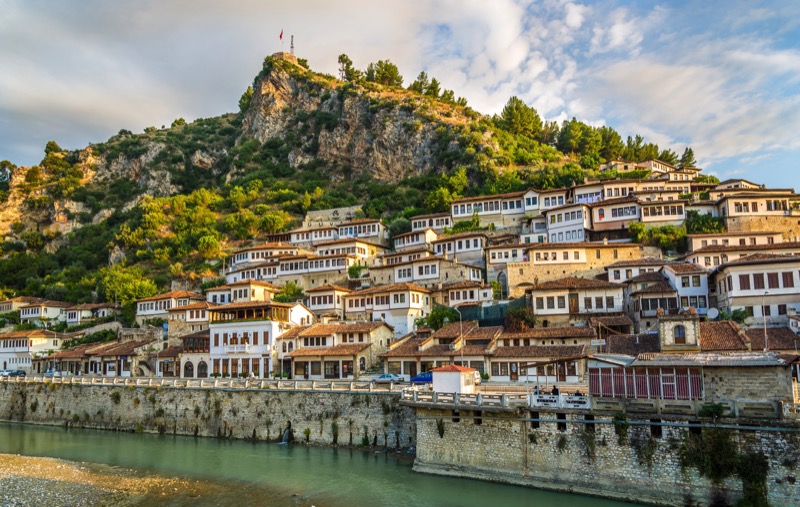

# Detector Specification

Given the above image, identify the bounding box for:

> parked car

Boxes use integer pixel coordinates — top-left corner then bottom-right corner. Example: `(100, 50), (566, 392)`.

(9, 370), (26, 377)
(0, 370), (10, 378)
(410, 371), (432, 384)
(43, 370), (61, 377)
(372, 373), (403, 384)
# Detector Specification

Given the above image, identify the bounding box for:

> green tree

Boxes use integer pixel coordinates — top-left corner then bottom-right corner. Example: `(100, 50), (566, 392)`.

(415, 306), (459, 330)
(599, 126), (624, 161)
(694, 174), (720, 184)
(337, 54), (361, 82)
(679, 147), (697, 168)
(425, 78), (441, 98)
(408, 71), (429, 93)
(238, 86), (253, 113)
(274, 281), (304, 303)
(440, 89), (455, 103)
(557, 118), (583, 154)
(348, 264), (365, 279)
(365, 60), (403, 87)
(388, 216), (411, 238)
(500, 96), (542, 139)
(505, 307), (538, 331)
(196, 235), (221, 260)
(44, 140), (63, 154)
(685, 210), (725, 234)
(171, 118), (186, 128)
(658, 148), (679, 166)
(98, 265), (158, 305)
(426, 187), (455, 212)
(260, 211), (290, 234)
(539, 120), (560, 146)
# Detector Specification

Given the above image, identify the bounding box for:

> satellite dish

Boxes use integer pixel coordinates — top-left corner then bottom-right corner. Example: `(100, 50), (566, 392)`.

(707, 308), (719, 320)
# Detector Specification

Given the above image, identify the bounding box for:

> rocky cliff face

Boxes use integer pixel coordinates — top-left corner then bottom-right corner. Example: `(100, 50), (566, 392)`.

(241, 57), (476, 182)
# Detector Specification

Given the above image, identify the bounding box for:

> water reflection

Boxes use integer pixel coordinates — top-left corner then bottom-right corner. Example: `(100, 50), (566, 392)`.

(0, 423), (638, 507)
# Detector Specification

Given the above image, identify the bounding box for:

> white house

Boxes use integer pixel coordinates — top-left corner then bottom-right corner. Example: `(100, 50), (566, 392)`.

(343, 282), (431, 337)
(19, 300), (73, 327)
(208, 301), (314, 378)
(712, 254), (800, 327)
(661, 263), (710, 316)
(0, 329), (63, 372)
(135, 291), (205, 325)
(410, 213), (452, 232)
(545, 203), (591, 243)
(392, 228), (438, 252)
(304, 284), (352, 319)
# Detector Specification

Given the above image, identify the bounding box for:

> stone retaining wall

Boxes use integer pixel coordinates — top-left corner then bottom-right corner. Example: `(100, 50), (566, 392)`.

(414, 408), (800, 506)
(0, 382), (415, 448)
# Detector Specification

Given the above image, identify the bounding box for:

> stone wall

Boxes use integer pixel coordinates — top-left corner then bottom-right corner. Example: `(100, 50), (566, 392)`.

(0, 383), (415, 449)
(726, 215), (800, 242)
(414, 408), (800, 507)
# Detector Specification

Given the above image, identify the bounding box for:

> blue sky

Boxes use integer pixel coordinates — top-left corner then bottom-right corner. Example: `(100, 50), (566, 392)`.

(1, 0), (799, 189)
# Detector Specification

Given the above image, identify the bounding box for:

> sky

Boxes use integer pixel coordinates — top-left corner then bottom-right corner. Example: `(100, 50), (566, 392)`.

(1, 0), (799, 189)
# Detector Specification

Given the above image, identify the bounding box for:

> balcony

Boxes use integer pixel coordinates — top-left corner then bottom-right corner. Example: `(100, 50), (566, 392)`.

(225, 344), (250, 354)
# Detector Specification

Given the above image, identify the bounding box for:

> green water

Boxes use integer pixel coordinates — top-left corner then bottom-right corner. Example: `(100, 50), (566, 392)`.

(0, 423), (639, 507)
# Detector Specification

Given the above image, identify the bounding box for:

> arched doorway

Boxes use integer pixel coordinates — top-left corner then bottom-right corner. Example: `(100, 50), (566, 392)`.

(184, 361), (194, 378)
(197, 361), (208, 378)
(359, 357), (366, 372)
(497, 272), (508, 299)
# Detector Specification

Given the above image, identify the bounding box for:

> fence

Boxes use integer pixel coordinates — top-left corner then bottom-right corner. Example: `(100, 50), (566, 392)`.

(401, 387), (591, 410)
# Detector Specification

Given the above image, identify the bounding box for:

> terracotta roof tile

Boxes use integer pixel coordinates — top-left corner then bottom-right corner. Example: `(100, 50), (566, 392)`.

(746, 327), (799, 351)
(305, 284), (352, 293)
(630, 281), (676, 295)
(588, 314), (634, 328)
(347, 282), (430, 296)
(689, 243), (800, 256)
(137, 291), (204, 303)
(168, 301), (220, 312)
(379, 336), (428, 358)
(288, 343), (371, 357)
(527, 276), (621, 291)
(664, 263), (708, 274)
(492, 344), (587, 359)
(626, 272), (667, 283)
(500, 327), (596, 340)
(298, 322), (391, 336)
(699, 321), (749, 351)
(606, 257), (669, 269)
(606, 333), (661, 356)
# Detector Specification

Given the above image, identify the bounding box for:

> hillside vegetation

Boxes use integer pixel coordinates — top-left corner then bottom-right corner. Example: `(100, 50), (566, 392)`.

(0, 53), (697, 311)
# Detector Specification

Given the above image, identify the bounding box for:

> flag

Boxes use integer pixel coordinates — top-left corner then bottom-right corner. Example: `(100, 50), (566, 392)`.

(279, 30), (283, 41)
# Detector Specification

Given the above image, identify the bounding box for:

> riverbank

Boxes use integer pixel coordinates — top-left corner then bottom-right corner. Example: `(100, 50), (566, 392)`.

(0, 453), (314, 507)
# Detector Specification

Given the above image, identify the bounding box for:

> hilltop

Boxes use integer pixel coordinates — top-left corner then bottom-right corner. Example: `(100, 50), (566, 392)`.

(0, 52), (694, 308)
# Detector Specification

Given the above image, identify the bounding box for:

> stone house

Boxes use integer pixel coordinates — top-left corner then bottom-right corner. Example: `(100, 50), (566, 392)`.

(167, 301), (219, 340)
(177, 329), (210, 379)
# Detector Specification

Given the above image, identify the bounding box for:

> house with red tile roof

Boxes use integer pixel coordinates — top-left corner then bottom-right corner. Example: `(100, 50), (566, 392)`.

(524, 276), (624, 327)
(135, 290), (205, 325)
(343, 282), (432, 337)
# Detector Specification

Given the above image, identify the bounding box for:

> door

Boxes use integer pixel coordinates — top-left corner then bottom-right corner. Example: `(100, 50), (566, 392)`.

(197, 361), (208, 378)
(568, 293), (579, 314)
(510, 362), (519, 381)
(558, 363), (566, 382)
(183, 361), (194, 378)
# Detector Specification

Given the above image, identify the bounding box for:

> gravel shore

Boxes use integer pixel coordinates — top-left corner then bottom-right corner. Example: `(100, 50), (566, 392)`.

(0, 453), (265, 507)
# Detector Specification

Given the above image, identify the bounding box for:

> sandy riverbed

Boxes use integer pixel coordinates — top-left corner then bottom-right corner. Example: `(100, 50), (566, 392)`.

(0, 453), (312, 507)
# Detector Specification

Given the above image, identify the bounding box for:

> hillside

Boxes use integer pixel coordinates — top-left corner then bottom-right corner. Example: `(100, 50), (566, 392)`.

(0, 52), (687, 310)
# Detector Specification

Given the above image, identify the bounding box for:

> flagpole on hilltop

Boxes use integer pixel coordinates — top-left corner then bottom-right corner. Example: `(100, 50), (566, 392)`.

(280, 29), (284, 51)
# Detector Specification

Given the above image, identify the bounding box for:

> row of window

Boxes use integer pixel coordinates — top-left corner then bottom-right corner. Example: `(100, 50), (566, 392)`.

(534, 250), (584, 262)
(680, 276), (703, 288)
(412, 217), (451, 230)
(549, 230), (584, 242)
(212, 331), (264, 347)
(280, 258), (348, 272)
(339, 223), (380, 236)
(741, 304), (789, 317)
(731, 272), (795, 292)
(309, 295), (340, 306)
(549, 210), (584, 224)
(346, 293), (425, 308)
(0, 339), (33, 348)
(642, 205), (684, 217)
(534, 295), (615, 310)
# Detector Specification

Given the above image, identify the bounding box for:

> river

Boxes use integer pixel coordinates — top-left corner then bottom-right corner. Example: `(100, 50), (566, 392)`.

(0, 423), (639, 507)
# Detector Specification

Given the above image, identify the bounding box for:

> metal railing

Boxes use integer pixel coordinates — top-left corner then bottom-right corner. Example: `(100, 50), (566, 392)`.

(0, 375), (405, 393)
(400, 388), (591, 410)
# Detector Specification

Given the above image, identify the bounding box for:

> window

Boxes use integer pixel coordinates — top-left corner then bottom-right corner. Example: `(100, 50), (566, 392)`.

(778, 304), (787, 315)
(584, 297), (592, 310)
(674, 325), (686, 344)
(738, 274), (751, 290)
(606, 296), (614, 309)
(753, 273), (765, 290)
(692, 276), (701, 287)
(536, 298), (544, 310)
(768, 273), (780, 289)
(745, 306), (754, 317)
(546, 297), (555, 309)
(782, 272), (795, 288)
(763, 304), (771, 317)
(613, 270), (621, 280)
(682, 276), (690, 288)
(557, 296), (566, 309)
(595, 297), (604, 309)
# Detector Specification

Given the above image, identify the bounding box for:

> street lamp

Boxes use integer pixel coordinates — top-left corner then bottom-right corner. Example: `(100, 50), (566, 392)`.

(763, 291), (769, 352)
